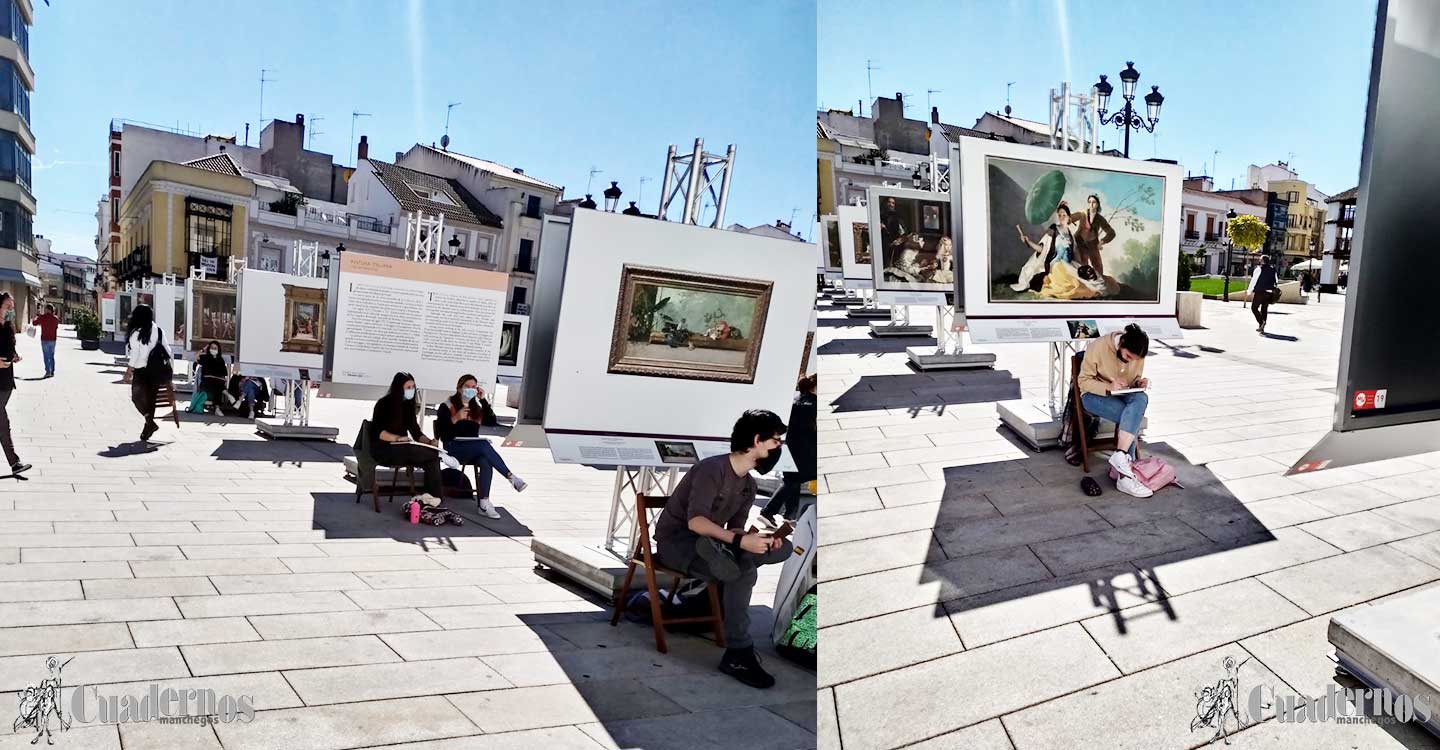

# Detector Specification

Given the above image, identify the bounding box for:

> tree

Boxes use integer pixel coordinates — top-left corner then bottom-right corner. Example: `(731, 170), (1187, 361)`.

(1177, 252), (1192, 291)
(1226, 214), (1268, 253)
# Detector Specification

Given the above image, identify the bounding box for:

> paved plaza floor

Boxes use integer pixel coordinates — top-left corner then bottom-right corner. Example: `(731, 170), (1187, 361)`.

(817, 293), (1440, 750)
(0, 329), (816, 749)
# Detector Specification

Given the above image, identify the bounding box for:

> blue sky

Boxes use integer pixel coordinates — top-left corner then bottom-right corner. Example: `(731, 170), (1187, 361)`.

(820, 0), (1376, 198)
(32, 0), (817, 258)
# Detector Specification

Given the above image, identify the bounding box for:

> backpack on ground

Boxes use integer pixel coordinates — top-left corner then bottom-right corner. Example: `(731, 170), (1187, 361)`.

(1110, 456), (1182, 492)
(776, 586), (816, 668)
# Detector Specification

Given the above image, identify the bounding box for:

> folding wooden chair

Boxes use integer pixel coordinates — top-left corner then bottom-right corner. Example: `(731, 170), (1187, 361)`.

(352, 420), (420, 513)
(610, 494), (726, 654)
(1072, 351), (1141, 473)
(154, 381), (182, 428)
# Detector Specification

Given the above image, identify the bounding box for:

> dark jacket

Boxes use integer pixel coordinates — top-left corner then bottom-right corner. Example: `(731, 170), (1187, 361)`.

(370, 394), (425, 442)
(434, 397), (498, 442)
(0, 323), (13, 390)
(197, 352), (228, 382)
(786, 393), (818, 481)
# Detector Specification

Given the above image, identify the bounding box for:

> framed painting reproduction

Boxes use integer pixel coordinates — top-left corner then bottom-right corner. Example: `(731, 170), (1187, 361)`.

(956, 137), (1182, 319)
(607, 264), (773, 384)
(497, 320), (521, 367)
(280, 284), (326, 354)
(821, 215), (842, 271)
(836, 204), (873, 284)
(654, 440), (699, 465)
(867, 186), (955, 293)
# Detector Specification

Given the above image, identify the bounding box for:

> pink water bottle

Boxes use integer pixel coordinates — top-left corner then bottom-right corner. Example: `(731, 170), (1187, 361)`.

(409, 501), (420, 524)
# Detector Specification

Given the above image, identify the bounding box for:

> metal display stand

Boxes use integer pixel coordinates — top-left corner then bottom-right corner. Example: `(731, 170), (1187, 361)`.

(869, 303), (930, 336)
(907, 304), (996, 370)
(254, 240), (339, 441)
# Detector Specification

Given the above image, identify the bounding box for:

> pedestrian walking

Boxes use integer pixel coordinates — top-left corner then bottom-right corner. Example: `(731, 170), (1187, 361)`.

(30, 304), (59, 378)
(762, 375), (817, 524)
(0, 293), (30, 475)
(1246, 256), (1281, 334)
(124, 304), (169, 442)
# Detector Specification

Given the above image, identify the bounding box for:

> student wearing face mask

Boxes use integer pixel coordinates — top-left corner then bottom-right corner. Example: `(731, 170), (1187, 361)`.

(651, 409), (792, 689)
(369, 371), (444, 502)
(0, 293), (29, 475)
(434, 374), (526, 520)
(194, 341), (228, 413)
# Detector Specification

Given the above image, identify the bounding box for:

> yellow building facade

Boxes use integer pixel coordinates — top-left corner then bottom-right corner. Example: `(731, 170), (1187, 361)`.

(1268, 179), (1324, 261)
(116, 160), (251, 283)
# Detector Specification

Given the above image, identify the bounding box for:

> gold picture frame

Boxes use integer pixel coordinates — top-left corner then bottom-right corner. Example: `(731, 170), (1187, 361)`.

(190, 280), (237, 354)
(607, 265), (773, 384)
(280, 284), (326, 354)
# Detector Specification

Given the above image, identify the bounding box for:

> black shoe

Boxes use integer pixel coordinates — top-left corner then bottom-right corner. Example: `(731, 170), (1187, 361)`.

(140, 421), (158, 442)
(9, 462), (30, 475)
(719, 646), (776, 689)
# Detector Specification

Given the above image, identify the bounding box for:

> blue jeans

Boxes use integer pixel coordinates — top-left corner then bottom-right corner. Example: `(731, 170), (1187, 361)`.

(1081, 391), (1148, 457)
(40, 340), (55, 374)
(443, 439), (513, 499)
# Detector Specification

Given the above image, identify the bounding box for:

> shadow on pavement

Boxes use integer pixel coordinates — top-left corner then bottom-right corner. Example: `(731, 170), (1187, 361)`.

(210, 439), (343, 464)
(1262, 332), (1300, 342)
(828, 370), (1021, 412)
(818, 336), (934, 356)
(98, 442), (160, 458)
(309, 484), (535, 540)
(905, 441), (1274, 636)
(816, 317), (868, 328)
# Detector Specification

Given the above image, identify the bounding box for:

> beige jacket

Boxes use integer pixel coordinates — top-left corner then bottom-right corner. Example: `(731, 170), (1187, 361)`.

(1078, 332), (1145, 396)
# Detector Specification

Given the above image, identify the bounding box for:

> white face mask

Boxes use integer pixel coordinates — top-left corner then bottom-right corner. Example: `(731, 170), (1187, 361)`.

(208, 348), (219, 355)
(403, 387), (416, 401)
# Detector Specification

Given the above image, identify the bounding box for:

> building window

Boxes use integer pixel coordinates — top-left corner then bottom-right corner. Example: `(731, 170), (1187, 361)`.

(1342, 204), (1356, 222)
(0, 59), (28, 124)
(0, 1), (26, 60)
(0, 130), (29, 191)
(0, 197), (32, 254)
(1287, 191), (1298, 202)
(474, 235), (491, 262)
(515, 238), (534, 272)
(511, 286), (528, 314)
(112, 151), (120, 178)
(186, 198), (234, 271)
(525, 195), (541, 219)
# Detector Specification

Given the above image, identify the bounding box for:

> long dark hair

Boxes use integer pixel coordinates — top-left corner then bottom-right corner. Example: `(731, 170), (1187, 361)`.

(449, 373), (481, 418)
(1119, 323), (1150, 358)
(386, 371), (418, 412)
(0, 292), (11, 334)
(128, 304), (155, 344)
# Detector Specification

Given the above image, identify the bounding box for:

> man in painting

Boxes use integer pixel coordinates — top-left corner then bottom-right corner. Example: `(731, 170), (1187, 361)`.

(653, 409), (793, 689)
(879, 195), (905, 248)
(1070, 193), (1117, 277)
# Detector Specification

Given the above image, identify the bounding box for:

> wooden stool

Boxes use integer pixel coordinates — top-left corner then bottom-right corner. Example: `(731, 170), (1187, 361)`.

(610, 494), (726, 654)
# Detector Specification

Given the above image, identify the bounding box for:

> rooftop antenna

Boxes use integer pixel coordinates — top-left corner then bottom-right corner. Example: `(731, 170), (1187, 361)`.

(638, 176), (650, 206)
(350, 111), (372, 165)
(259, 68), (277, 135)
(926, 89), (943, 112)
(306, 114), (324, 150)
(1005, 81), (1015, 116)
(441, 102), (461, 150)
(1211, 148), (1220, 179)
(899, 92), (915, 115)
(789, 207), (799, 231)
(865, 60), (880, 116)
(586, 166), (603, 194)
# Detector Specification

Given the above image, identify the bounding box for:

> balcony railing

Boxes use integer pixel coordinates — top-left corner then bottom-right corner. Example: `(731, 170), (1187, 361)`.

(1185, 230), (1200, 240)
(350, 214), (390, 234)
(1204, 232), (1219, 242)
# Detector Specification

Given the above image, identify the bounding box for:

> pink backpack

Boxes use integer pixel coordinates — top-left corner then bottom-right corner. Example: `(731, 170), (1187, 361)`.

(1110, 456), (1182, 492)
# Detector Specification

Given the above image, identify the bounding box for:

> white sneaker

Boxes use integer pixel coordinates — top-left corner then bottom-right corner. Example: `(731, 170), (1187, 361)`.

(510, 475), (527, 493)
(1116, 476), (1154, 498)
(416, 493), (442, 507)
(477, 498), (502, 520)
(1108, 451), (1136, 480)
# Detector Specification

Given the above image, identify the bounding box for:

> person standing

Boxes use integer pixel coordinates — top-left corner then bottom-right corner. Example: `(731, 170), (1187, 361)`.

(1246, 255), (1281, 334)
(762, 375), (817, 524)
(0, 293), (29, 475)
(653, 409), (792, 689)
(369, 372), (445, 502)
(124, 304), (168, 442)
(1070, 193), (1117, 277)
(30, 304), (59, 378)
(435, 374), (526, 519)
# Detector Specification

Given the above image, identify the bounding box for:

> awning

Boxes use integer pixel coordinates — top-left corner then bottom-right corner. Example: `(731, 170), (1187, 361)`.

(0, 268), (41, 287)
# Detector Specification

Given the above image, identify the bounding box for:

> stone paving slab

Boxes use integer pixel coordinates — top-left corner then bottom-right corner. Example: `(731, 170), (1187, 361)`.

(1031, 518), (1211, 576)
(905, 720), (1014, 750)
(1297, 510), (1426, 551)
(945, 563), (1156, 648)
(446, 680), (686, 734)
(379, 626), (569, 659)
(0, 646), (189, 692)
(577, 706), (819, 750)
(0, 623), (135, 658)
(182, 634), (402, 676)
(212, 696), (480, 750)
(127, 617), (262, 648)
(833, 624), (1118, 750)
(1257, 544), (1440, 615)
(283, 657), (512, 705)
(818, 604), (963, 688)
(247, 609), (442, 640)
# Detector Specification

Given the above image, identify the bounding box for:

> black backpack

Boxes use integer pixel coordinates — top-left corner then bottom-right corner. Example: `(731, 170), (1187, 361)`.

(145, 328), (173, 381)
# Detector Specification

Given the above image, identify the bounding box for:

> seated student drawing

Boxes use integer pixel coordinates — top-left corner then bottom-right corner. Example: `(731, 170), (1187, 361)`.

(652, 409), (794, 689)
(434, 374), (526, 520)
(1077, 324), (1153, 498)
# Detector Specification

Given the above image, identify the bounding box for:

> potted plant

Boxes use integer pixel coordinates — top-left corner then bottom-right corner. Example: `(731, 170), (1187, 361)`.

(73, 308), (102, 350)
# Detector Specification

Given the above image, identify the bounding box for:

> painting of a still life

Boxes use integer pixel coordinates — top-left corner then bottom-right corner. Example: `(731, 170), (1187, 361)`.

(608, 265), (772, 384)
(280, 284), (326, 354)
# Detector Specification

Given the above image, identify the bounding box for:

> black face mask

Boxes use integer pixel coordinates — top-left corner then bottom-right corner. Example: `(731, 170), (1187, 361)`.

(755, 444), (784, 475)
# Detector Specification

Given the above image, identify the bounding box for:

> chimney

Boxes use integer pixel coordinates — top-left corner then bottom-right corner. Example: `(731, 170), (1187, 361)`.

(395, 151), (403, 162)
(895, 92), (903, 109)
(357, 135), (369, 161)
(931, 106), (940, 125)
(514, 168), (524, 174)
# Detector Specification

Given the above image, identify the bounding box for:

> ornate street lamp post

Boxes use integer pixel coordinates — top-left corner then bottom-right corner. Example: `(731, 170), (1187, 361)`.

(1224, 208), (1236, 302)
(1093, 62), (1164, 158)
